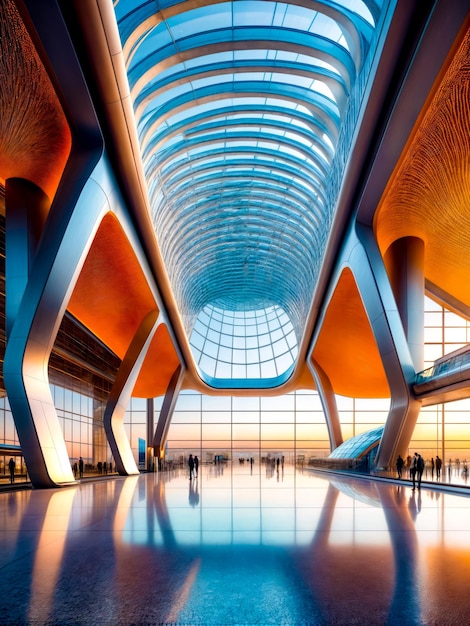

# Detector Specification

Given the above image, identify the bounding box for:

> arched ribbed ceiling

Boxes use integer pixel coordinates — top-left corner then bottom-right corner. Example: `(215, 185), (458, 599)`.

(114, 0), (386, 387)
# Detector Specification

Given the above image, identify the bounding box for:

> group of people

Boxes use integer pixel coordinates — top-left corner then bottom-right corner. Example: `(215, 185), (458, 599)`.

(72, 457), (84, 478)
(97, 461), (111, 474)
(188, 454), (199, 479)
(72, 457), (113, 478)
(396, 452), (443, 488)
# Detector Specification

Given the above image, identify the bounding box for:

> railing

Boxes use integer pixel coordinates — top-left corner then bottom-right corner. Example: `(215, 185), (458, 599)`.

(414, 347), (470, 394)
(306, 457), (371, 474)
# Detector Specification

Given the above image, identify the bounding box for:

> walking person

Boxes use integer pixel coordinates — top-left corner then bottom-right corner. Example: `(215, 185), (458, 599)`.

(436, 455), (442, 479)
(194, 455), (199, 477)
(410, 454), (417, 489)
(188, 454), (195, 480)
(8, 457), (15, 484)
(79, 456), (84, 478)
(431, 457), (435, 479)
(412, 451), (425, 490)
(396, 454), (404, 479)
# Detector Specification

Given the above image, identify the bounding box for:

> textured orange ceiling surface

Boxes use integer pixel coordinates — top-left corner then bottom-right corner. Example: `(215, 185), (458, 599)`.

(133, 324), (180, 397)
(375, 27), (470, 310)
(68, 213), (183, 397)
(68, 213), (157, 358)
(0, 0), (71, 200)
(312, 268), (389, 398)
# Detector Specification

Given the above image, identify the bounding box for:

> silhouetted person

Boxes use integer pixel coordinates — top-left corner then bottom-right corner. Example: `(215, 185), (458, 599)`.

(8, 457), (15, 484)
(194, 455), (199, 477)
(188, 454), (195, 479)
(396, 455), (404, 479)
(431, 457), (435, 479)
(97, 461), (102, 474)
(103, 461), (107, 475)
(73, 462), (78, 477)
(79, 457), (84, 478)
(412, 452), (424, 489)
(436, 455), (442, 479)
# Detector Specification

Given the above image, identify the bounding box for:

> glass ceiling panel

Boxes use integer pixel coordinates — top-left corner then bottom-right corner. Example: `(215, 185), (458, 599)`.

(113, 0), (389, 388)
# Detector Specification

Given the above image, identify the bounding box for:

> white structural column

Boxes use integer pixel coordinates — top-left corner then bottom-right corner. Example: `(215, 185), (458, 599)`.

(385, 237), (425, 372)
(351, 224), (421, 468)
(3, 158), (114, 487)
(153, 365), (184, 464)
(308, 358), (343, 451)
(104, 311), (162, 476)
(5, 179), (50, 338)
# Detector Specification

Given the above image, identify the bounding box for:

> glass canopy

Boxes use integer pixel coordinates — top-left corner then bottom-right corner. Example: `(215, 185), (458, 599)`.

(329, 426), (384, 459)
(113, 0), (386, 387)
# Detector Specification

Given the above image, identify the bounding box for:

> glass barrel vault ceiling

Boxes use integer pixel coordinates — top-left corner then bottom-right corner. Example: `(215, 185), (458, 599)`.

(113, 0), (386, 388)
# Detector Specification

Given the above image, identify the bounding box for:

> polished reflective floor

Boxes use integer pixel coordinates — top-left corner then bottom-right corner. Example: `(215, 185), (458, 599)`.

(0, 463), (470, 625)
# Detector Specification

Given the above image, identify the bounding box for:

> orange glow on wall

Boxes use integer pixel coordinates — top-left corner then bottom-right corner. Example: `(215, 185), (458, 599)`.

(133, 323), (180, 398)
(375, 27), (470, 310)
(0, 0), (71, 202)
(312, 268), (389, 398)
(68, 213), (158, 359)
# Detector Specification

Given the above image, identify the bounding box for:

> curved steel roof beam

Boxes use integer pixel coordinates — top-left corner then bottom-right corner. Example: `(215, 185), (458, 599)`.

(153, 144), (329, 191)
(179, 269), (311, 333)
(151, 133), (332, 179)
(157, 176), (319, 215)
(164, 212), (321, 284)
(158, 200), (323, 258)
(153, 171), (325, 233)
(119, 0), (372, 73)
(152, 157), (326, 205)
(129, 33), (356, 98)
(134, 62), (349, 119)
(139, 84), (341, 148)
(152, 156), (326, 200)
(160, 200), (319, 240)
(179, 263), (312, 321)
(145, 116), (336, 164)
(152, 131), (331, 172)
(146, 105), (337, 153)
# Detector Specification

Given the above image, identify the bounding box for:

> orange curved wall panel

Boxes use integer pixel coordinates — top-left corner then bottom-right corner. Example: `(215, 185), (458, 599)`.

(133, 324), (180, 398)
(0, 0), (71, 200)
(375, 27), (470, 310)
(68, 213), (158, 360)
(312, 268), (389, 398)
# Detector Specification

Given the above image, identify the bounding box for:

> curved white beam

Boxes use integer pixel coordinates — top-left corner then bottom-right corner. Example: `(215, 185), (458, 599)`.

(3, 159), (110, 487)
(104, 310), (162, 476)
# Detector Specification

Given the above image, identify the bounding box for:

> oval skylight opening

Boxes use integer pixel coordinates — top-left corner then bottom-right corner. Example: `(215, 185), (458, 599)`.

(190, 304), (298, 387)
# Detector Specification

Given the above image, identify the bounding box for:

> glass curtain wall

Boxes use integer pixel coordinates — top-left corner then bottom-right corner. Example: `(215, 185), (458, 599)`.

(162, 391), (391, 468)
(409, 298), (470, 466)
(51, 384), (111, 473)
(161, 296), (470, 469)
(0, 297), (468, 474)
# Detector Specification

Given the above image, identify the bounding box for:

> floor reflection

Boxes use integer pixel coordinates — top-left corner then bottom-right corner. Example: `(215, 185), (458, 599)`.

(0, 465), (469, 624)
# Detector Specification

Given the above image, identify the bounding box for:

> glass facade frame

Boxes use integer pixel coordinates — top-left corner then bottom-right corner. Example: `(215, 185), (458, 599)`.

(113, 0), (386, 387)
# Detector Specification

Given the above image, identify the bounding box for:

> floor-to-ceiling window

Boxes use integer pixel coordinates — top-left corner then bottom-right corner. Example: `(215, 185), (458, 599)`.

(159, 296), (470, 469)
(408, 297), (470, 465)
(0, 295), (469, 474)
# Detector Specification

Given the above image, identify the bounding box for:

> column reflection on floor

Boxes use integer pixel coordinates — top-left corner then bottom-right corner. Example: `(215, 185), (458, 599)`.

(0, 464), (470, 625)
